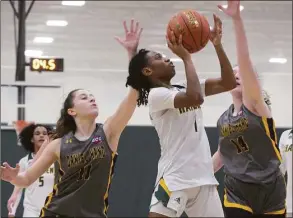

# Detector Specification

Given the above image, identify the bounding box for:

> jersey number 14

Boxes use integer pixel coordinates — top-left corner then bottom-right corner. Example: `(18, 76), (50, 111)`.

(230, 135), (249, 154)
(78, 164), (92, 181)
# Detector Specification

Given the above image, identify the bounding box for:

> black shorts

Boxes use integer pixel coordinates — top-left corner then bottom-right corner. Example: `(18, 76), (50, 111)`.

(39, 208), (69, 218)
(223, 174), (286, 217)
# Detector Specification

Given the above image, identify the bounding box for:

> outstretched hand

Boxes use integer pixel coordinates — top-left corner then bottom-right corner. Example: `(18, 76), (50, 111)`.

(115, 19), (143, 55)
(0, 162), (19, 183)
(209, 14), (223, 46)
(218, 0), (241, 19)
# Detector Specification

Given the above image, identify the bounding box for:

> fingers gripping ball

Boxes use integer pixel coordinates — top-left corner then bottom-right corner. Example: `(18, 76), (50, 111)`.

(167, 10), (211, 53)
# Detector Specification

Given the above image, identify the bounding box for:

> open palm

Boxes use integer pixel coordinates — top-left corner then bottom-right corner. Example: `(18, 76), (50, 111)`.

(218, 0), (241, 19)
(115, 19), (143, 53)
(1, 162), (19, 182)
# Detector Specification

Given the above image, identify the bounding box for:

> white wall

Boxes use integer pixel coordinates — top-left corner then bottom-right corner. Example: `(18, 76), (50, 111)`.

(1, 67), (292, 127)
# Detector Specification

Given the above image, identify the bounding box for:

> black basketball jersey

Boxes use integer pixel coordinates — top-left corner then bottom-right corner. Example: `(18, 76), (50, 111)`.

(40, 124), (117, 217)
(217, 104), (282, 184)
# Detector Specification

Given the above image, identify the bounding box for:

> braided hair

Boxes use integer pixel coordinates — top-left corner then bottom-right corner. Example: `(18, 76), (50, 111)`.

(126, 49), (153, 107)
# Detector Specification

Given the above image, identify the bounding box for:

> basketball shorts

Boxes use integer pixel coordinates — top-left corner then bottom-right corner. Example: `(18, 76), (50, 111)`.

(149, 178), (224, 217)
(223, 174), (286, 215)
(39, 208), (69, 218)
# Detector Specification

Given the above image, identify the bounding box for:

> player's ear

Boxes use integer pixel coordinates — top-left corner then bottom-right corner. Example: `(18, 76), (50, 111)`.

(142, 67), (152, 77)
(67, 108), (76, 116)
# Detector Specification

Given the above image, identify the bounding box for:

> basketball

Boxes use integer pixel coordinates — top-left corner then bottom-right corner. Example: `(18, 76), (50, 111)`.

(167, 10), (211, 53)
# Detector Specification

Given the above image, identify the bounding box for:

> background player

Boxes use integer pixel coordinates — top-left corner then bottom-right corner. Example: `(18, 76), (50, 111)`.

(1, 20), (142, 217)
(126, 14), (236, 217)
(7, 124), (54, 217)
(213, 0), (286, 217)
(279, 129), (292, 217)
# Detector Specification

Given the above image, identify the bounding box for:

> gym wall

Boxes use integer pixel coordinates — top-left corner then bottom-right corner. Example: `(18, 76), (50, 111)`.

(1, 126), (288, 217)
(1, 69), (292, 127)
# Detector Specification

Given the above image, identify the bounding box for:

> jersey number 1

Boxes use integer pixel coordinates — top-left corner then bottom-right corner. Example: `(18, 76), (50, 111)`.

(230, 135), (249, 154)
(78, 164), (92, 181)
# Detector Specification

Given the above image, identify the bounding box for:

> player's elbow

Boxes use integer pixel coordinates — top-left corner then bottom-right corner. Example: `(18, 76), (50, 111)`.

(189, 94), (204, 106)
(221, 80), (237, 92)
(225, 81), (237, 91)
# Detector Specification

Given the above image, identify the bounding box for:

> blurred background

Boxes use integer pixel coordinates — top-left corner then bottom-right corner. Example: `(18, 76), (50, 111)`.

(1, 1), (292, 217)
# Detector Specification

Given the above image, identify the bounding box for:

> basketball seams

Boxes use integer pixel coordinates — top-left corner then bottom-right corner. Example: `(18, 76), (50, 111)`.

(191, 11), (203, 48)
(167, 10), (210, 54)
(180, 14), (199, 52)
(167, 22), (194, 53)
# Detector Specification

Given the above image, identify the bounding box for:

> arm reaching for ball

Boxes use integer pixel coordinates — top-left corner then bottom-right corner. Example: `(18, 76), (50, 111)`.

(114, 19), (143, 60)
(219, 0), (271, 117)
(205, 14), (236, 96)
(167, 32), (204, 107)
(103, 19), (142, 152)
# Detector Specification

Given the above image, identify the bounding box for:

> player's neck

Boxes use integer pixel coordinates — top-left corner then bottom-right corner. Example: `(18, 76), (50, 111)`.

(74, 118), (96, 141)
(232, 96), (243, 115)
(34, 146), (40, 154)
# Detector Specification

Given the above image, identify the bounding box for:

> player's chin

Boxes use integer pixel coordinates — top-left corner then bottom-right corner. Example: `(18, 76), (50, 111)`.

(36, 142), (43, 148)
(89, 109), (99, 118)
(169, 67), (176, 77)
(230, 86), (242, 96)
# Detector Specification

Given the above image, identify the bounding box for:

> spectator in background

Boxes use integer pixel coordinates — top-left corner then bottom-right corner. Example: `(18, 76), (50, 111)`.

(7, 124), (55, 217)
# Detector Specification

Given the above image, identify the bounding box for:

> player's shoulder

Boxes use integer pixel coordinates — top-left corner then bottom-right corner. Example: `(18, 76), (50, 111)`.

(279, 129), (292, 142)
(148, 86), (173, 100)
(173, 79), (206, 88)
(19, 154), (29, 163)
(218, 105), (232, 119)
(18, 154), (30, 168)
(281, 129), (292, 136)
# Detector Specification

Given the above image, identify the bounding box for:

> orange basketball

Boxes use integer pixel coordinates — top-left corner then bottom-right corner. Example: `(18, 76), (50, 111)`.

(167, 10), (211, 53)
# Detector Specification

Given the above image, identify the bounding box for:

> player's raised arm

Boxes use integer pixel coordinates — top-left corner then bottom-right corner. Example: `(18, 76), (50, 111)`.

(1, 139), (60, 188)
(103, 19), (142, 152)
(205, 14), (236, 96)
(219, 0), (271, 117)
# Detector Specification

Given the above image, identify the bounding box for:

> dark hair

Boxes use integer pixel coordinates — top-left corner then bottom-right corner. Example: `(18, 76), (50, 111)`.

(54, 89), (80, 138)
(126, 49), (153, 107)
(19, 124), (53, 153)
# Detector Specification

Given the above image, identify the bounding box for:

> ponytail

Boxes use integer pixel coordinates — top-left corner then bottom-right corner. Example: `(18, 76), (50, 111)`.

(53, 89), (80, 139)
(54, 108), (76, 138)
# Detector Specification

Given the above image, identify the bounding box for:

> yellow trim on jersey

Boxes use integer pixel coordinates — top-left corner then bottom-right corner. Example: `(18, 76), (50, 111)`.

(40, 183), (58, 217)
(159, 178), (171, 197)
(40, 160), (63, 217)
(223, 189), (253, 213)
(272, 118), (278, 145)
(261, 117), (282, 161)
(57, 158), (65, 180)
(103, 153), (116, 215)
(264, 208), (286, 215)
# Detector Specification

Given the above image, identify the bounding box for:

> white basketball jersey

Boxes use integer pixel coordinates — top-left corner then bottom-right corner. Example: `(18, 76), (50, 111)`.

(18, 153), (55, 213)
(279, 129), (292, 213)
(148, 80), (218, 191)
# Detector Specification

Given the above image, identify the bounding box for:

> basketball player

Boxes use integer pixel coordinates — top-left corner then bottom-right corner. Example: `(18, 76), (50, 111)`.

(7, 124), (55, 217)
(212, 0), (286, 217)
(1, 20), (142, 217)
(279, 129), (292, 217)
(126, 15), (236, 217)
